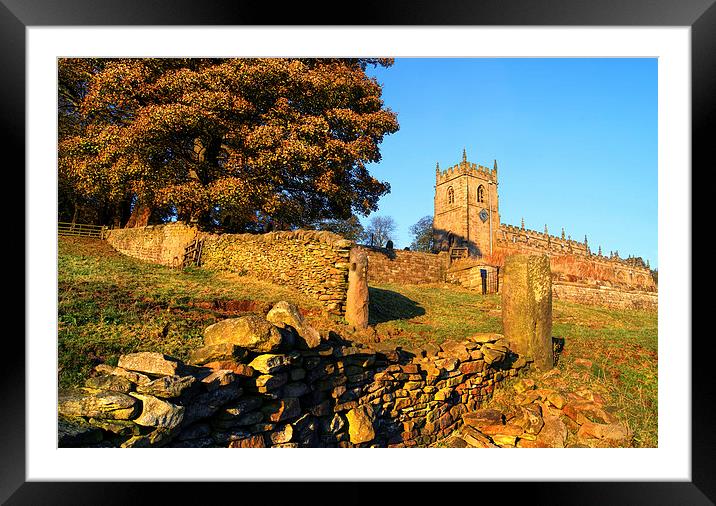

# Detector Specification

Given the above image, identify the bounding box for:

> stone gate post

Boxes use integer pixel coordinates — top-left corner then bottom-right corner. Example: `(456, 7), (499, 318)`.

(345, 248), (369, 329)
(501, 254), (553, 370)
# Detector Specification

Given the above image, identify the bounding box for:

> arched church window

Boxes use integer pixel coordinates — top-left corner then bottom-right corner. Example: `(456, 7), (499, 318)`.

(477, 185), (485, 203)
(447, 186), (455, 204)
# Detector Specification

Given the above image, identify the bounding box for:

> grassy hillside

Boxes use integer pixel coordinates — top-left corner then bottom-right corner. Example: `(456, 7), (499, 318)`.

(58, 237), (322, 388)
(369, 282), (658, 447)
(58, 237), (658, 447)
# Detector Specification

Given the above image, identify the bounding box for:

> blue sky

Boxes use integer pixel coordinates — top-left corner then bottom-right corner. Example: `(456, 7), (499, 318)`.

(363, 58), (658, 267)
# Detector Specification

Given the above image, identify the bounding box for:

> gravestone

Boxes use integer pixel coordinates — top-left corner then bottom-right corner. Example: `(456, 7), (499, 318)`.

(501, 254), (553, 371)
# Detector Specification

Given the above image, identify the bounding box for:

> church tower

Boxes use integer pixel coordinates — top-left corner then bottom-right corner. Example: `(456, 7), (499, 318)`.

(432, 149), (500, 257)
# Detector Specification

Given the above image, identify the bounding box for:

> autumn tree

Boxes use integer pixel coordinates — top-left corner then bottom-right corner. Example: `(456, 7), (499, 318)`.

(409, 215), (434, 252)
(58, 58), (399, 230)
(365, 215), (396, 248)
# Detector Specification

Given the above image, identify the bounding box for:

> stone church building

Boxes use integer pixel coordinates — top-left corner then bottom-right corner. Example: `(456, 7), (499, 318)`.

(432, 149), (656, 291)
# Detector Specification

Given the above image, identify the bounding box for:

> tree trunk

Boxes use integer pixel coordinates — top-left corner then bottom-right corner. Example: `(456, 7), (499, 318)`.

(125, 201), (152, 228)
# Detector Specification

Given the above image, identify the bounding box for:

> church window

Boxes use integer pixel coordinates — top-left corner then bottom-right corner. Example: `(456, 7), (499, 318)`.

(447, 186), (455, 204)
(477, 185), (485, 203)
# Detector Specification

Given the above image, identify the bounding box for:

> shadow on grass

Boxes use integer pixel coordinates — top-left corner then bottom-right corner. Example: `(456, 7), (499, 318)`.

(368, 286), (426, 325)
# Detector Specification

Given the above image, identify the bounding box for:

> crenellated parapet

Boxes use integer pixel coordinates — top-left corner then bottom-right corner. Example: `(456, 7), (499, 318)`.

(435, 160), (497, 185)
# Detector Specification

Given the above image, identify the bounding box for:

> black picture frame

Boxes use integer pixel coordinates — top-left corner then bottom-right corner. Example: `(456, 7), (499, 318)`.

(5, 1), (708, 504)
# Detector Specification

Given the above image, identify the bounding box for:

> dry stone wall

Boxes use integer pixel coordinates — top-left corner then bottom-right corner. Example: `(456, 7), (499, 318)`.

(58, 302), (531, 449)
(357, 246), (449, 285)
(104, 224), (354, 315)
(105, 222), (199, 267)
(552, 282), (658, 311)
(201, 231), (353, 315)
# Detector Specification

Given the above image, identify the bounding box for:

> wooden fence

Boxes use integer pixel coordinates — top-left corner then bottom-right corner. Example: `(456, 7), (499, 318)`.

(58, 222), (108, 239)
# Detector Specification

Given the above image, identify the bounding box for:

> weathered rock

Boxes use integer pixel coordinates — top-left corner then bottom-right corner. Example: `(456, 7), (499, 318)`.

(266, 301), (322, 348)
(87, 418), (144, 437)
(136, 375), (195, 398)
(270, 424), (295, 444)
(501, 254), (553, 371)
(177, 423), (212, 441)
(129, 393), (185, 430)
(458, 360), (484, 375)
(94, 364), (152, 385)
(188, 343), (247, 366)
(442, 436), (469, 448)
(492, 434), (517, 447)
(468, 333), (502, 344)
(478, 424), (524, 437)
(346, 405), (375, 444)
(283, 382), (311, 398)
(58, 388), (138, 420)
(440, 340), (470, 361)
(546, 392), (566, 409)
(200, 370), (236, 391)
(344, 249), (369, 330)
(563, 401), (616, 425)
(204, 315), (284, 352)
(514, 404), (545, 435)
(534, 416), (568, 448)
(121, 428), (174, 448)
(117, 352), (181, 377)
(421, 343), (442, 357)
(462, 409), (504, 428)
(249, 354), (293, 374)
(220, 397), (263, 418)
(182, 384), (244, 425)
(482, 347), (506, 365)
(228, 434), (266, 448)
(85, 374), (134, 393)
(229, 410), (264, 426)
(262, 397), (301, 422)
(460, 425), (497, 448)
(255, 373), (288, 391)
(513, 378), (536, 394)
(202, 361), (255, 377)
(577, 421), (630, 444)
(58, 416), (103, 447)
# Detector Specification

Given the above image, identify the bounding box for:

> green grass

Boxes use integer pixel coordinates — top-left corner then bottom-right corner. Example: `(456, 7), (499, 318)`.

(58, 238), (658, 447)
(58, 237), (322, 388)
(369, 282), (658, 448)
(368, 283), (502, 348)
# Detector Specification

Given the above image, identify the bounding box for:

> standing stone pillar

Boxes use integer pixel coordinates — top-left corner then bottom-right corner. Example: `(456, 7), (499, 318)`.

(345, 248), (369, 329)
(501, 254), (553, 370)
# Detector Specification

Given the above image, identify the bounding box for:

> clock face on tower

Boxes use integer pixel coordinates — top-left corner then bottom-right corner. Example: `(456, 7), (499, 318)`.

(479, 208), (489, 223)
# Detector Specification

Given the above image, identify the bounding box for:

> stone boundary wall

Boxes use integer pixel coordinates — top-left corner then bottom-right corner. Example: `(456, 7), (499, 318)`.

(446, 263), (499, 291)
(58, 312), (530, 448)
(201, 231), (353, 315)
(552, 282), (658, 311)
(105, 222), (199, 267)
(105, 224), (354, 315)
(357, 246), (449, 285)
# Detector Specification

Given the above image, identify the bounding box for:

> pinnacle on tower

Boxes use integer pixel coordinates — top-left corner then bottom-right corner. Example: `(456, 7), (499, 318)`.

(584, 234), (588, 245)
(598, 245), (602, 255)
(436, 161), (440, 174)
(494, 159), (498, 171)
(544, 224), (548, 235)
(462, 148), (467, 164)
(521, 217), (525, 230)
(561, 228), (566, 240)
(647, 259), (650, 268)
